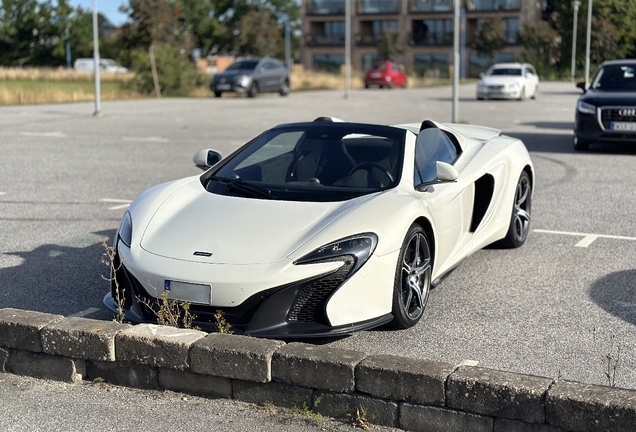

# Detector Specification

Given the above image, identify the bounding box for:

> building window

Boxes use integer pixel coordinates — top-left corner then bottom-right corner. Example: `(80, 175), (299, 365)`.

(414, 54), (449, 78)
(371, 20), (399, 36)
(357, 0), (399, 14)
(308, 0), (345, 15)
(313, 53), (344, 73)
(412, 19), (453, 46)
(410, 0), (452, 13)
(470, 0), (520, 11)
(502, 17), (519, 44)
(468, 52), (514, 77)
(362, 53), (381, 71)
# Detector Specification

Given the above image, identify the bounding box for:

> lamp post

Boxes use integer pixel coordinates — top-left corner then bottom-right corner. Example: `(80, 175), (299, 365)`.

(92, 0), (101, 116)
(344, 0), (351, 99)
(571, 1), (581, 81)
(584, 0), (592, 88)
(452, 0), (460, 123)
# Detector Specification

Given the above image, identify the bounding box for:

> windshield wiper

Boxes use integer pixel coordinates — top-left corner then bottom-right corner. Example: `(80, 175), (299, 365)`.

(208, 175), (272, 199)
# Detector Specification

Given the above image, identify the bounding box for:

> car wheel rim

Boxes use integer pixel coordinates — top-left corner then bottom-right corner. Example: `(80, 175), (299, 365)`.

(513, 176), (531, 242)
(401, 232), (431, 321)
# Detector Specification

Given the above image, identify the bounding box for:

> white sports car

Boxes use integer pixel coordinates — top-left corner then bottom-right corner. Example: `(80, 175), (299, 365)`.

(104, 118), (534, 338)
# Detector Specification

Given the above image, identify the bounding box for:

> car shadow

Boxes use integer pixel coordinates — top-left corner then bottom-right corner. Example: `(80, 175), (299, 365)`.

(503, 131), (636, 155)
(589, 270), (636, 327)
(0, 230), (115, 317)
(517, 121), (574, 130)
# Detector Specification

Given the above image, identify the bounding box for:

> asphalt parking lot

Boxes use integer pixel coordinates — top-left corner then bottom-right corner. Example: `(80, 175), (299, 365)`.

(1, 81), (635, 390)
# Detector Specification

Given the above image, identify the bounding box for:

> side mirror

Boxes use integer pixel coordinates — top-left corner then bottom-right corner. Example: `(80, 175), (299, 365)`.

(193, 149), (222, 169)
(436, 161), (459, 182)
(479, 72), (485, 78)
(576, 81), (587, 92)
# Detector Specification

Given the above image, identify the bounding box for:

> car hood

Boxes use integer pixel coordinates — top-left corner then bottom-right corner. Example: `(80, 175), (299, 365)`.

(139, 180), (371, 265)
(480, 76), (523, 85)
(580, 90), (636, 105)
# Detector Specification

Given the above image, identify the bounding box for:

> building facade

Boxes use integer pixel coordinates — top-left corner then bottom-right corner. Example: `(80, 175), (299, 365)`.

(300, 0), (544, 78)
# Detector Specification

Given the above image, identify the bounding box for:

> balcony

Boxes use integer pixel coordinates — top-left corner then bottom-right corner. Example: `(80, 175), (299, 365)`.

(305, 34), (346, 47)
(355, 34), (381, 46)
(306, 0), (345, 15)
(408, 0), (453, 13)
(466, 0), (520, 11)
(408, 32), (453, 46)
(355, 0), (399, 15)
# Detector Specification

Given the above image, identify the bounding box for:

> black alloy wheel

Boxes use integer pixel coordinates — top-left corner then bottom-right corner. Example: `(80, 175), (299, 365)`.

(389, 224), (432, 329)
(498, 171), (532, 248)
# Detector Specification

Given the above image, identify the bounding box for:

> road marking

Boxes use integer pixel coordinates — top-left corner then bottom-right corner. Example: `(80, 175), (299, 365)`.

(534, 229), (636, 247)
(0, 192), (6, 196)
(100, 198), (132, 210)
(458, 360), (479, 367)
(20, 131), (67, 138)
(122, 136), (168, 143)
(67, 307), (101, 318)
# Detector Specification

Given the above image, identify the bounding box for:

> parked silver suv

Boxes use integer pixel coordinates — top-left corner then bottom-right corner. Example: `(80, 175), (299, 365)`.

(210, 58), (290, 98)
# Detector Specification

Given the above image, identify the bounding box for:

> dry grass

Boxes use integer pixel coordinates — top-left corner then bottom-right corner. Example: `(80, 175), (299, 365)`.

(0, 66), (131, 82)
(0, 81), (142, 105)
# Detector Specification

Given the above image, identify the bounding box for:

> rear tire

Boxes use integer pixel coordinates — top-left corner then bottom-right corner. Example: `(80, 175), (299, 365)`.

(497, 171), (532, 248)
(279, 79), (290, 96)
(214, 91), (222, 98)
(402, 79), (408, 89)
(365, 83), (369, 89)
(388, 225), (432, 329)
(248, 83), (258, 98)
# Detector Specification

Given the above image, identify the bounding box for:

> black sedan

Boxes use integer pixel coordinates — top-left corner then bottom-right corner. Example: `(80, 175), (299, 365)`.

(210, 58), (290, 98)
(574, 59), (636, 151)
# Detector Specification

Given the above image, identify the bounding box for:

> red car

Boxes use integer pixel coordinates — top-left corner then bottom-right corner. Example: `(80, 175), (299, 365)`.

(365, 61), (408, 89)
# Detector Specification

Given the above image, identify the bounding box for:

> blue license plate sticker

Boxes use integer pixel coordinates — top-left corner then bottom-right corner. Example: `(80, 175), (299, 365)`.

(164, 280), (171, 291)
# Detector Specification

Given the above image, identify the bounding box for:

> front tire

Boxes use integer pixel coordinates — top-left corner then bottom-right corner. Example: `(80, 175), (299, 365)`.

(388, 225), (432, 329)
(279, 79), (290, 96)
(214, 91), (222, 98)
(497, 171), (532, 248)
(573, 135), (590, 151)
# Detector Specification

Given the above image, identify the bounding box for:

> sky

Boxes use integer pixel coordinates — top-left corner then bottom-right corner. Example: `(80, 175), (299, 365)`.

(68, 0), (129, 26)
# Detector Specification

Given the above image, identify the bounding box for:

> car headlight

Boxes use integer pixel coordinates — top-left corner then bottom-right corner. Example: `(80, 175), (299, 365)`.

(577, 100), (596, 115)
(118, 211), (133, 248)
(508, 82), (520, 89)
(294, 233), (378, 274)
(235, 75), (251, 87)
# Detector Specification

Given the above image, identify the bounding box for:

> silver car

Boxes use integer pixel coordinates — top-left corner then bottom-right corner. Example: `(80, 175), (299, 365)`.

(210, 58), (290, 98)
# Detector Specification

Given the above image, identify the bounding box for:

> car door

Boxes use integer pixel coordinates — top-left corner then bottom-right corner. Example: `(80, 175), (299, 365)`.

(414, 129), (476, 274)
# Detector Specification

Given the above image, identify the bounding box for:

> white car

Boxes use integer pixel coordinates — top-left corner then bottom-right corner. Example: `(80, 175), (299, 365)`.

(104, 118), (534, 338)
(74, 58), (128, 74)
(476, 63), (539, 100)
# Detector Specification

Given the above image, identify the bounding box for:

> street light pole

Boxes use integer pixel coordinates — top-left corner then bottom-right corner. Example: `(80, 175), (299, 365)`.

(584, 0), (592, 88)
(452, 0), (460, 123)
(92, 0), (101, 116)
(571, 0), (581, 82)
(344, 0), (351, 99)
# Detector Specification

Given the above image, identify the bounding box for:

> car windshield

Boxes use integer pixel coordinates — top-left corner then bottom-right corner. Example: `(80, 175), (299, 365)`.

(489, 68), (522, 76)
(591, 65), (636, 91)
(372, 63), (388, 71)
(204, 123), (405, 202)
(227, 61), (259, 71)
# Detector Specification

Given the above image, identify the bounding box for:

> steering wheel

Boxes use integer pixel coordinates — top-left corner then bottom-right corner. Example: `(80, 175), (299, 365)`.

(349, 162), (394, 185)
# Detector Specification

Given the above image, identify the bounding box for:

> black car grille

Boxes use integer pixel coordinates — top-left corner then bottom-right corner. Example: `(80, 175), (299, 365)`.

(600, 107), (636, 128)
(287, 256), (355, 325)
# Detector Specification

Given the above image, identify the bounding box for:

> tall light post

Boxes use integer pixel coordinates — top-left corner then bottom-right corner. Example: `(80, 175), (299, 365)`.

(92, 0), (101, 116)
(452, 0), (460, 123)
(584, 0), (592, 88)
(344, 0), (351, 99)
(571, 1), (581, 81)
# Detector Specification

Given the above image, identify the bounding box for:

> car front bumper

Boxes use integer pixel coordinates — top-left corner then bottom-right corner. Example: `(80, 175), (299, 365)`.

(575, 111), (636, 144)
(477, 88), (522, 99)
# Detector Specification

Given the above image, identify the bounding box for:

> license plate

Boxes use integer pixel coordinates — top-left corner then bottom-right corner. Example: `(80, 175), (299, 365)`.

(164, 280), (211, 305)
(610, 122), (636, 131)
(217, 84), (231, 90)
(370, 72), (381, 78)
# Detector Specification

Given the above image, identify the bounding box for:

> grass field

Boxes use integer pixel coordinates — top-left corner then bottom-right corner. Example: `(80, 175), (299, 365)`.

(0, 66), (457, 106)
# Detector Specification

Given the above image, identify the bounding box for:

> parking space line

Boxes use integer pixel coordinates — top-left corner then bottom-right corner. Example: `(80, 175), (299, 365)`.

(20, 131), (67, 138)
(534, 229), (636, 247)
(67, 307), (101, 318)
(458, 360), (479, 367)
(0, 192), (6, 196)
(122, 136), (168, 143)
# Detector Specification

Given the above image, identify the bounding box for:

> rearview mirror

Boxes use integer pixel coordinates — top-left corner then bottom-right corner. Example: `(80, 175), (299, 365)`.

(193, 149), (222, 169)
(436, 161), (459, 182)
(576, 81), (587, 92)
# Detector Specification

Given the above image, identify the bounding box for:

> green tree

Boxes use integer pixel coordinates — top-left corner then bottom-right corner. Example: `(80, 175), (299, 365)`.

(377, 27), (403, 61)
(471, 16), (508, 64)
(519, 20), (561, 77)
(234, 9), (282, 57)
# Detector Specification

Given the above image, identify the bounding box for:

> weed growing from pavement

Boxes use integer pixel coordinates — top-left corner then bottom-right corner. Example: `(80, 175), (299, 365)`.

(349, 406), (375, 430)
(290, 396), (323, 427)
(214, 310), (234, 334)
(137, 289), (199, 330)
(101, 240), (126, 324)
(591, 327), (624, 387)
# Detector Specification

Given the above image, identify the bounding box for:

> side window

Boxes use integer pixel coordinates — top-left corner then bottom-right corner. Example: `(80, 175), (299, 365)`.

(413, 129), (457, 185)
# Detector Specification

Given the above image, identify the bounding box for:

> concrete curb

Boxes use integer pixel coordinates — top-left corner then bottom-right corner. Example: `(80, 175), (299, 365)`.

(1, 308), (634, 432)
